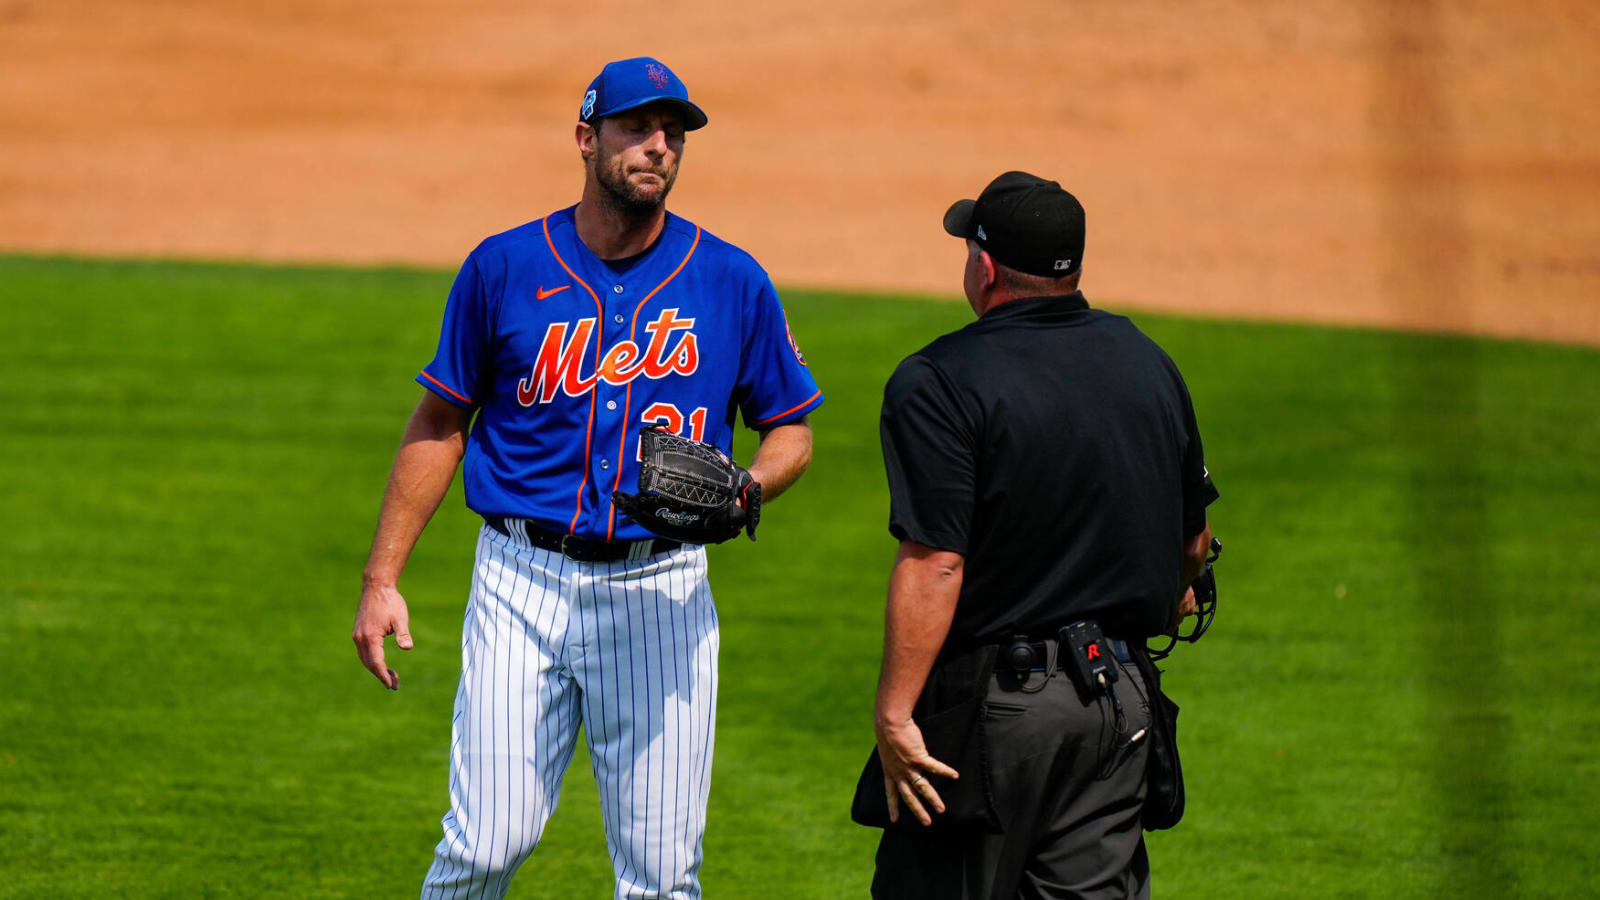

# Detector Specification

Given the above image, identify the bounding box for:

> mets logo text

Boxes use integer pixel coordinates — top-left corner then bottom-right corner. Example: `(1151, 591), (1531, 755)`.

(646, 63), (670, 88)
(518, 308), (699, 406)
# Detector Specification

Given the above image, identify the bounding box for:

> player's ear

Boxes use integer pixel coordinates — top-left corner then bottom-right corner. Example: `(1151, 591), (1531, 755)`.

(978, 249), (997, 292)
(576, 121), (597, 161)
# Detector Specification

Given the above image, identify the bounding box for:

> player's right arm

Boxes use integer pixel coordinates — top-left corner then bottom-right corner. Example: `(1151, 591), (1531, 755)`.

(353, 390), (474, 690)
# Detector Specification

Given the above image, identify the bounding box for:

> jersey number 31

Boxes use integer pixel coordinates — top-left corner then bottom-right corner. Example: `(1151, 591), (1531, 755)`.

(640, 402), (708, 445)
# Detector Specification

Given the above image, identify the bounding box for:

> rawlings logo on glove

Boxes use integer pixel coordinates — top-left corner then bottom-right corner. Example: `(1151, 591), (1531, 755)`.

(613, 424), (761, 544)
(655, 507), (702, 528)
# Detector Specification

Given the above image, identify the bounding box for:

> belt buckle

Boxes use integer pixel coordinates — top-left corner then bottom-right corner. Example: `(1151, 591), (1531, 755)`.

(560, 533), (607, 563)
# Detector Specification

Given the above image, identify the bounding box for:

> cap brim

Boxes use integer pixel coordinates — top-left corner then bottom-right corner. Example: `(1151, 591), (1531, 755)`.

(597, 96), (709, 130)
(943, 198), (976, 237)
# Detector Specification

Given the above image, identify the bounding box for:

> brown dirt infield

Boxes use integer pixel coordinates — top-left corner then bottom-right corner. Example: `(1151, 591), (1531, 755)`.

(3, 0), (1597, 345)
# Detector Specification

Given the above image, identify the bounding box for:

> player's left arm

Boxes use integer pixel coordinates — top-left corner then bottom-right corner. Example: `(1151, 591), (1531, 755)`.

(733, 271), (824, 482)
(745, 416), (812, 502)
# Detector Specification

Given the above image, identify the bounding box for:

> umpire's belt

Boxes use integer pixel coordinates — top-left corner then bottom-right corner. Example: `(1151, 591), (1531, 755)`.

(1016, 636), (1133, 671)
(484, 516), (681, 563)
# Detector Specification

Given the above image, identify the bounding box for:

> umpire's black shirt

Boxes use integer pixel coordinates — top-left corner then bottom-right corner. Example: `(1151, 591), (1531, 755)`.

(880, 292), (1218, 643)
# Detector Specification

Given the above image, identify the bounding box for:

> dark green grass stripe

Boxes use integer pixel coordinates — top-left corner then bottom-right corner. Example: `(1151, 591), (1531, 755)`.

(1393, 337), (1505, 896)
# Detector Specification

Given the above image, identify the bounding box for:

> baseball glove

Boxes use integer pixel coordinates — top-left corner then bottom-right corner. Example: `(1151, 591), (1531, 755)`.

(613, 424), (761, 544)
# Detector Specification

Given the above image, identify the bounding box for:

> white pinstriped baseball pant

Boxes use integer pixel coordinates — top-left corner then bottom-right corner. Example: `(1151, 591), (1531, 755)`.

(421, 522), (719, 900)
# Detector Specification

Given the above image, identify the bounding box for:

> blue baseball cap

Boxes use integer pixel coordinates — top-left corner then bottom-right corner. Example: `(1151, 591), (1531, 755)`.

(579, 57), (708, 131)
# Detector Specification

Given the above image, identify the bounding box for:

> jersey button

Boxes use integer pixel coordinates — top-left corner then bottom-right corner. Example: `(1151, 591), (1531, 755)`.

(601, 460), (610, 470)
(613, 314), (624, 324)
(613, 284), (624, 294)
(606, 400), (618, 411)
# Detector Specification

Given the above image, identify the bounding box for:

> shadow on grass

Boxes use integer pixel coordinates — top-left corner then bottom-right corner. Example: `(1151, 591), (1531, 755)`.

(1376, 1), (1511, 891)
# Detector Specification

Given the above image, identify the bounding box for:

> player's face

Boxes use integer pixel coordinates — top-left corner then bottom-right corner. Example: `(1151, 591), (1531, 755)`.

(587, 106), (686, 214)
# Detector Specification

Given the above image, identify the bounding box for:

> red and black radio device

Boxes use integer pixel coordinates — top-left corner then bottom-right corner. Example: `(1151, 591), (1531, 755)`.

(1061, 619), (1118, 698)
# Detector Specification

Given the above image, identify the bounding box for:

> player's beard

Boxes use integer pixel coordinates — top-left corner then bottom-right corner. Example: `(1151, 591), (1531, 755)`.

(593, 147), (678, 217)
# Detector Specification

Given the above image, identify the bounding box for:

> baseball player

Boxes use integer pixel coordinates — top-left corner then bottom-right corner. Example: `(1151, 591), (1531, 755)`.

(351, 57), (823, 900)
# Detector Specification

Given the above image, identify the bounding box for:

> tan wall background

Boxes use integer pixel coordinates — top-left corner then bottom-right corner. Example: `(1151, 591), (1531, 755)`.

(3, 0), (1597, 344)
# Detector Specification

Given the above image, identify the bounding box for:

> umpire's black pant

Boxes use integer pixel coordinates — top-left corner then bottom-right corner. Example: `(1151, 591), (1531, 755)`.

(872, 656), (1152, 900)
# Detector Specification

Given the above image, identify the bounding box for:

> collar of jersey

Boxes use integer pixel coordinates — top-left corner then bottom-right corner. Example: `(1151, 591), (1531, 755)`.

(599, 233), (664, 275)
(550, 205), (687, 266)
(979, 291), (1091, 323)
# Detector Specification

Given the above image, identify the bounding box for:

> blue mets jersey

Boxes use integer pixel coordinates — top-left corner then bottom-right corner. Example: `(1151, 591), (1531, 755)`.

(418, 206), (824, 542)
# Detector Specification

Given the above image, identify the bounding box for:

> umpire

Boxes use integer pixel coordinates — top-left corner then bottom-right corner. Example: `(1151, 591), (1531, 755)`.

(866, 171), (1218, 899)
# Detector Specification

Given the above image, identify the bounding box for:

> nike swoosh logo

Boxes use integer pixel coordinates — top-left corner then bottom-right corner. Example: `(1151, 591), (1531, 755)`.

(536, 284), (571, 300)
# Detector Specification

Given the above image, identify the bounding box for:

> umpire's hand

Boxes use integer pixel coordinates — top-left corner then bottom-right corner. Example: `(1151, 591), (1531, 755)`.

(353, 581), (414, 690)
(875, 717), (959, 827)
(1167, 585), (1199, 635)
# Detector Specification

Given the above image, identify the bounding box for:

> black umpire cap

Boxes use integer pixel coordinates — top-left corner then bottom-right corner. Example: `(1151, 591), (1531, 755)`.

(943, 171), (1086, 277)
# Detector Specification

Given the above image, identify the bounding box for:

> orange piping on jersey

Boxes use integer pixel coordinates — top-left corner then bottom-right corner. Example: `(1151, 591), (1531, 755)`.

(544, 215), (606, 536)
(419, 370), (473, 406)
(752, 389), (822, 426)
(607, 225), (703, 540)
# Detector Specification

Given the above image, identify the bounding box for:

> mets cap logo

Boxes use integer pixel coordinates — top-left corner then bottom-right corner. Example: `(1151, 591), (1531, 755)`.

(582, 89), (597, 119)
(646, 63), (671, 89)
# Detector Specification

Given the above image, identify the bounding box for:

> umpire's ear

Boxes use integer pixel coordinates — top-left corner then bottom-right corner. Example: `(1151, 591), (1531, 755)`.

(977, 248), (998, 292)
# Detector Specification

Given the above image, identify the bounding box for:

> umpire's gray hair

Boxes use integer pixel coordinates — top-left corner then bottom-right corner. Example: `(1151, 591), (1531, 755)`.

(994, 261), (1081, 296)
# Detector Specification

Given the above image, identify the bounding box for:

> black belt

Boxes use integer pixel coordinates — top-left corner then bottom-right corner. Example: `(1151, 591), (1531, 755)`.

(484, 516), (681, 563)
(1050, 637), (1132, 664)
(1017, 636), (1133, 671)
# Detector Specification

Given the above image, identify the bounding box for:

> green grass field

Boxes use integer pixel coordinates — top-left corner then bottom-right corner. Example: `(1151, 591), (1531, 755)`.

(2, 255), (1597, 898)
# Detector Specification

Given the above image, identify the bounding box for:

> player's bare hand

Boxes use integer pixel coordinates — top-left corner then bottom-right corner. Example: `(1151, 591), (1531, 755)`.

(353, 582), (414, 691)
(1167, 586), (1198, 635)
(875, 716), (959, 827)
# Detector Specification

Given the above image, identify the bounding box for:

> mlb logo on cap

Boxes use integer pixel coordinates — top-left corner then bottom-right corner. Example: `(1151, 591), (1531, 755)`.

(580, 57), (709, 130)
